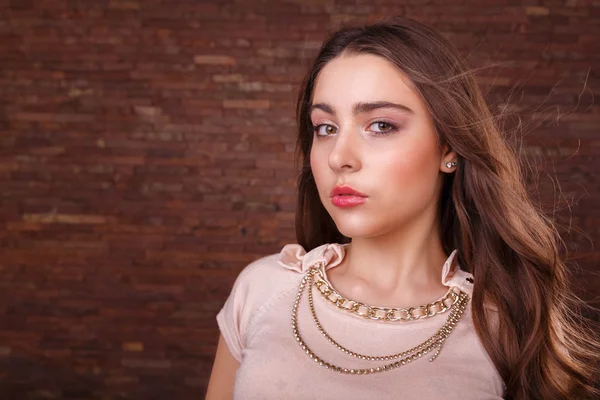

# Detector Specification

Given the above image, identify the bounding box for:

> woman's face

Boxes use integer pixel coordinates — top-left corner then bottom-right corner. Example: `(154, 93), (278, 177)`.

(309, 53), (454, 239)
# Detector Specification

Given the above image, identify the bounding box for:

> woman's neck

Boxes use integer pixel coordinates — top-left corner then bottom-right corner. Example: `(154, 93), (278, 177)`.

(329, 223), (451, 307)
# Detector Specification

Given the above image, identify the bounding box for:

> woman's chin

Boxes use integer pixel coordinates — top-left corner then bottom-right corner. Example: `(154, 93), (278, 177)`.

(332, 220), (381, 240)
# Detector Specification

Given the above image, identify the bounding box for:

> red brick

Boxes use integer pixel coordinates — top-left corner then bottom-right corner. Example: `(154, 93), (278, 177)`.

(193, 55), (236, 65)
(222, 99), (270, 109)
(22, 213), (109, 224)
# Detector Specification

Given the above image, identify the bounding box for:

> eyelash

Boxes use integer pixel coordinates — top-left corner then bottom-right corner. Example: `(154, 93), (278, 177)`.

(312, 120), (399, 138)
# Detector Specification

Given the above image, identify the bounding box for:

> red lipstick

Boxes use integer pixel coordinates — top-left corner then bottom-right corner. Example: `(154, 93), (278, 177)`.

(330, 185), (367, 208)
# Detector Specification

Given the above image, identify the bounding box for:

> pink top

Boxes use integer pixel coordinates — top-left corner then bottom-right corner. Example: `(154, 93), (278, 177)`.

(216, 243), (505, 399)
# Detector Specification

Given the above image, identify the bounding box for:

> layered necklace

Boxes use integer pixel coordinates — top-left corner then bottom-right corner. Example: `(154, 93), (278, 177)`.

(291, 263), (470, 375)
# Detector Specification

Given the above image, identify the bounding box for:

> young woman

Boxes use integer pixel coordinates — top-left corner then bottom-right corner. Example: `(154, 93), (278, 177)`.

(206, 17), (599, 399)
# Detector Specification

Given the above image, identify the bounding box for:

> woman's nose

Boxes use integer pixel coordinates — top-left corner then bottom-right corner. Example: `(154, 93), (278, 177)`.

(327, 128), (361, 172)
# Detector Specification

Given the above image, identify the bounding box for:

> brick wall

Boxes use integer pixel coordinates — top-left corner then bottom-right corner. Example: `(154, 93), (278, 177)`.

(0, 0), (598, 398)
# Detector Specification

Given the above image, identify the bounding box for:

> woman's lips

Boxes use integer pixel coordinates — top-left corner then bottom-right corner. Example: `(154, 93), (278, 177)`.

(329, 185), (367, 208)
(331, 195), (367, 208)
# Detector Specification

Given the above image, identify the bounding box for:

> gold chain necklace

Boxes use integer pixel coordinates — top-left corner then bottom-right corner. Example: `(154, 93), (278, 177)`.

(313, 268), (459, 321)
(291, 265), (470, 375)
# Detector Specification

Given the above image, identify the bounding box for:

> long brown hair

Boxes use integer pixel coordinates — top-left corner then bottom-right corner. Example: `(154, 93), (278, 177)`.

(294, 17), (599, 399)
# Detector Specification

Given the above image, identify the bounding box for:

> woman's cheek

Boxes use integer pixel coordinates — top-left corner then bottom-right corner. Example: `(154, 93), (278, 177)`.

(375, 143), (439, 203)
(310, 149), (328, 197)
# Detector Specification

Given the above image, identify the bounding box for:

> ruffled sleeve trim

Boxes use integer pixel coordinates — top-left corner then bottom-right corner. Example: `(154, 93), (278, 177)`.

(277, 243), (346, 273)
(441, 249), (474, 296)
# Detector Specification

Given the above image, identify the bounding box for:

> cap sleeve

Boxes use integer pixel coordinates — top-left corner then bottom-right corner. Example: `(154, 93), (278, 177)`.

(215, 252), (289, 363)
(215, 258), (266, 363)
(216, 272), (247, 362)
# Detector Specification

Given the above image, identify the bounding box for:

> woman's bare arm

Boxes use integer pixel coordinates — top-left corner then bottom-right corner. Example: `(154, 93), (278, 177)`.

(205, 334), (240, 400)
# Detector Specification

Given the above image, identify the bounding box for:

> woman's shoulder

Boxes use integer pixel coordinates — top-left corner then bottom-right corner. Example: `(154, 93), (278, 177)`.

(224, 242), (345, 315)
(216, 243), (344, 356)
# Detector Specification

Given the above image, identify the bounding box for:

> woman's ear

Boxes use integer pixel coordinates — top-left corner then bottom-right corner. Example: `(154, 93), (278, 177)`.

(440, 144), (458, 173)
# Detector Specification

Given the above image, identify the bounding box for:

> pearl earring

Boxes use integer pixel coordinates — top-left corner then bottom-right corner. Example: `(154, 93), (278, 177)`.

(446, 161), (457, 169)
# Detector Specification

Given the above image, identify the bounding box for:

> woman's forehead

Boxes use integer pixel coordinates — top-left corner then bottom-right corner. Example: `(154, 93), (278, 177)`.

(311, 53), (422, 113)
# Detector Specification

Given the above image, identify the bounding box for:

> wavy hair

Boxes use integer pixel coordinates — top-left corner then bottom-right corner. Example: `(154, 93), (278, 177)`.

(294, 17), (599, 399)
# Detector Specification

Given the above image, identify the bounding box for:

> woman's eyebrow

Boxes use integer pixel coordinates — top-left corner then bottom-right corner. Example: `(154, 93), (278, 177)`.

(309, 101), (414, 116)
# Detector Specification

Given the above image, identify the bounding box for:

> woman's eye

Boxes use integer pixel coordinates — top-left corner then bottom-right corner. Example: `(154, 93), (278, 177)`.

(314, 124), (337, 136)
(313, 121), (397, 137)
(369, 121), (395, 133)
